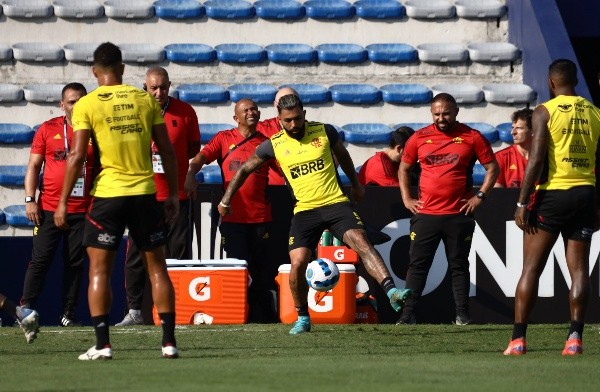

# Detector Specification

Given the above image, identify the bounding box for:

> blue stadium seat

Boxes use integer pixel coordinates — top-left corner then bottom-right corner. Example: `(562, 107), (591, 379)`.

(393, 122), (429, 132)
(53, 0), (105, 19)
(404, 0), (455, 19)
(215, 44), (266, 63)
(342, 123), (392, 144)
(0, 84), (24, 103)
(228, 84), (277, 103)
(204, 0), (255, 19)
(496, 122), (513, 144)
(201, 165), (223, 184)
(154, 0), (205, 19)
(337, 166), (351, 185)
(329, 84), (381, 104)
(63, 43), (99, 62)
(120, 44), (165, 63)
(265, 44), (316, 64)
(366, 43), (417, 63)
(416, 43), (468, 63)
(304, 0), (355, 20)
(165, 44), (215, 63)
(482, 83), (536, 104)
(354, 0), (405, 20)
(103, 0), (154, 19)
(467, 42), (520, 62)
(1, 0), (53, 18)
(254, 0), (305, 20)
(199, 123), (235, 144)
(0, 44), (12, 61)
(177, 84), (229, 103)
(380, 84), (432, 104)
(315, 44), (367, 63)
(472, 163), (486, 185)
(431, 83), (483, 104)
(194, 169), (205, 183)
(465, 122), (498, 143)
(0, 124), (34, 144)
(0, 165), (27, 186)
(23, 84), (64, 103)
(2, 205), (34, 227)
(0, 208), (5, 225)
(455, 0), (507, 19)
(279, 84), (331, 103)
(12, 43), (64, 62)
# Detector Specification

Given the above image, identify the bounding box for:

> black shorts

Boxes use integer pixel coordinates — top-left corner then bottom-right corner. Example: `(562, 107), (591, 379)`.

(530, 185), (597, 242)
(288, 202), (364, 251)
(84, 194), (167, 251)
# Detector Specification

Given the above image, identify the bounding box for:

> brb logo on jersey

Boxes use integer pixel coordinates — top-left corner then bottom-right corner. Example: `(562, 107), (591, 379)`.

(289, 158), (325, 179)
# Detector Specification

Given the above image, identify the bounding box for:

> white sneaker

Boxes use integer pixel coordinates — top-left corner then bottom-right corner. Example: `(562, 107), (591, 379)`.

(78, 346), (113, 360)
(162, 345), (179, 359)
(18, 307), (39, 344)
(115, 312), (143, 327)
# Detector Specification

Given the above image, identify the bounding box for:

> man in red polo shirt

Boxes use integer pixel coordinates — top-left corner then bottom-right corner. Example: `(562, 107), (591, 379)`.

(494, 108), (533, 188)
(116, 67), (200, 326)
(398, 93), (499, 325)
(21, 82), (93, 328)
(185, 98), (277, 322)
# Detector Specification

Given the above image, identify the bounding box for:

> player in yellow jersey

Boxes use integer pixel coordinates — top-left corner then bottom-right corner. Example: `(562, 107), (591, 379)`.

(216, 94), (412, 334)
(53, 42), (179, 360)
(505, 59), (600, 356)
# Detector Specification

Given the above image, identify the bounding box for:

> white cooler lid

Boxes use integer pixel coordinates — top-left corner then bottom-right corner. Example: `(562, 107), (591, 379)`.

(278, 263), (355, 272)
(166, 258), (247, 267)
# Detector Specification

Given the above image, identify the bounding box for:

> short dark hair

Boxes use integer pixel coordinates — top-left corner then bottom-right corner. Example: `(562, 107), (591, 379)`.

(431, 92), (457, 106)
(549, 58), (578, 87)
(277, 94), (303, 113)
(93, 42), (122, 69)
(389, 126), (415, 148)
(62, 82), (87, 99)
(511, 108), (533, 130)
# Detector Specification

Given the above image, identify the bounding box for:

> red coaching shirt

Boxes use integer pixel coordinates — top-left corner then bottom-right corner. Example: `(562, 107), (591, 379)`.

(402, 123), (495, 215)
(494, 145), (527, 188)
(31, 116), (94, 213)
(358, 151), (399, 187)
(201, 129), (272, 223)
(152, 97), (200, 201)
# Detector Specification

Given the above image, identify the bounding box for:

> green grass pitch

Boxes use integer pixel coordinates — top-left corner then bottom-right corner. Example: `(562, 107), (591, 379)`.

(1, 323), (600, 391)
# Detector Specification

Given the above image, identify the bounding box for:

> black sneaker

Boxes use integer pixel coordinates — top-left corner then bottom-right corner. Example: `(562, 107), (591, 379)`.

(396, 313), (417, 325)
(454, 312), (471, 325)
(60, 314), (81, 327)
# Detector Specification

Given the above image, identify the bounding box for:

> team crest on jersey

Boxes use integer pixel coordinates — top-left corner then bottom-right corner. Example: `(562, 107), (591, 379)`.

(452, 137), (463, 144)
(425, 139), (433, 144)
(310, 137), (322, 148)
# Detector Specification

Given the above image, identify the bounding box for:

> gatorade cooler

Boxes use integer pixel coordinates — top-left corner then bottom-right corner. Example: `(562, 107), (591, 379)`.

(317, 245), (359, 264)
(152, 259), (248, 325)
(276, 263), (357, 324)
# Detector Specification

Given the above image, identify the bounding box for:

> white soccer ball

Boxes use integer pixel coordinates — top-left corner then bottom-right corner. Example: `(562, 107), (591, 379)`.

(305, 258), (340, 292)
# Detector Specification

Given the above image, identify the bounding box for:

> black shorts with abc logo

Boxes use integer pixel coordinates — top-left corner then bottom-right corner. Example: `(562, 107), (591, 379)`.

(288, 202), (364, 251)
(84, 194), (168, 251)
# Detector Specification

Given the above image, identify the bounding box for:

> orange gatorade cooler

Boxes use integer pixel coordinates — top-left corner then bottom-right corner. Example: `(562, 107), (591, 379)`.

(152, 259), (248, 325)
(276, 263), (357, 324)
(317, 245), (359, 264)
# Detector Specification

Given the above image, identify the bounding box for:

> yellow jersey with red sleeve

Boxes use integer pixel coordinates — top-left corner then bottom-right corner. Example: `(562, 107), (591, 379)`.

(71, 84), (165, 197)
(538, 95), (600, 190)
(257, 122), (348, 213)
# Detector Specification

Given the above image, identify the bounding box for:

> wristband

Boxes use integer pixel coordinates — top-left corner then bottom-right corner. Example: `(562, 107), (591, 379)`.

(219, 201), (230, 208)
(516, 202), (528, 208)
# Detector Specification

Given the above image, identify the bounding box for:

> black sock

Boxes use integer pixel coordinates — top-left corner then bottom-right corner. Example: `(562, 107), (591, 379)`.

(568, 320), (584, 340)
(159, 312), (176, 347)
(380, 277), (396, 294)
(1, 298), (19, 321)
(295, 306), (309, 317)
(92, 315), (110, 349)
(512, 323), (527, 340)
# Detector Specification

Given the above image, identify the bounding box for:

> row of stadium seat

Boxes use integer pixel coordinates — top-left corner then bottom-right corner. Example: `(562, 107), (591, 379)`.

(0, 41), (520, 65)
(0, 0), (506, 22)
(0, 82), (536, 105)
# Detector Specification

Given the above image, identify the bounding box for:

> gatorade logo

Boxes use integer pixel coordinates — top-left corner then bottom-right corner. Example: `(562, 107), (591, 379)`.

(334, 248), (345, 260)
(308, 288), (333, 312)
(289, 158), (325, 179)
(189, 276), (210, 301)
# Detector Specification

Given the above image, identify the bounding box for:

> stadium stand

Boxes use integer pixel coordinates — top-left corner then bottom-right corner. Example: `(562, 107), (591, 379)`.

(204, 0), (255, 19)
(22, 84), (63, 103)
(404, 0), (455, 19)
(215, 43), (266, 63)
(304, 0), (356, 20)
(254, 0), (306, 20)
(329, 84), (381, 104)
(0, 165), (27, 186)
(165, 44), (216, 63)
(11, 43), (64, 62)
(200, 165), (223, 184)
(227, 84), (277, 103)
(153, 0), (206, 19)
(454, 0), (507, 19)
(0, 85), (23, 103)
(380, 84), (431, 104)
(366, 43), (418, 63)
(177, 84), (229, 103)
(280, 83), (331, 103)
(431, 83), (484, 104)
(1, 0), (53, 19)
(467, 42), (520, 63)
(496, 122), (513, 144)
(0, 123), (34, 144)
(63, 43), (99, 62)
(103, 0), (155, 19)
(199, 123), (236, 144)
(120, 43), (165, 63)
(354, 0), (405, 20)
(2, 205), (34, 228)
(0, 44), (13, 61)
(482, 83), (536, 104)
(342, 123), (392, 144)
(53, 0), (105, 19)
(416, 43), (468, 63)
(315, 44), (368, 64)
(265, 44), (317, 64)
(464, 122), (499, 143)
